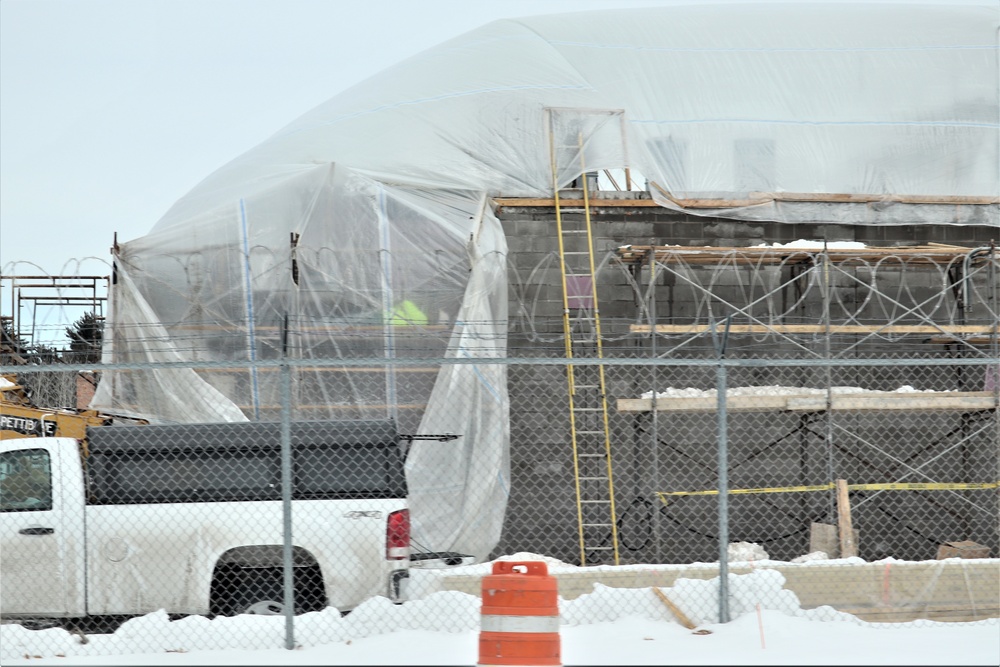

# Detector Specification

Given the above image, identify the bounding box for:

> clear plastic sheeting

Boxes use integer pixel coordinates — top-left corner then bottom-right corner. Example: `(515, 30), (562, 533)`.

(147, 2), (996, 225)
(92, 2), (997, 560)
(92, 173), (509, 560)
(406, 213), (510, 561)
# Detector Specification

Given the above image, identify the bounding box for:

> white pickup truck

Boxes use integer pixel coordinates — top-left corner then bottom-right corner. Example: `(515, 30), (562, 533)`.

(0, 420), (410, 624)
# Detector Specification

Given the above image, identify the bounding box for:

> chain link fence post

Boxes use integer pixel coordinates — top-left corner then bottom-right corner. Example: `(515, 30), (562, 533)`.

(280, 315), (295, 649)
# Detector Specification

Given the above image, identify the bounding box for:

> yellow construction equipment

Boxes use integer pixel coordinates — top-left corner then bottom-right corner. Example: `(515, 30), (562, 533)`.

(0, 373), (142, 455)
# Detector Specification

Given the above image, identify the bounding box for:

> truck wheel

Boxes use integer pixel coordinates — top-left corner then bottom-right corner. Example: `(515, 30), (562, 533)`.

(211, 563), (327, 616)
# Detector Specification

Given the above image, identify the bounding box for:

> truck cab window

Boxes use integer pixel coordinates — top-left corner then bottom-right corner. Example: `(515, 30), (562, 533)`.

(0, 449), (53, 512)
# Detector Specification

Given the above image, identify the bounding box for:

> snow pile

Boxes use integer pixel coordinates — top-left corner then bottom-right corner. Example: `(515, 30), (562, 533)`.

(0, 570), (870, 661)
(752, 241), (869, 250)
(728, 542), (770, 562)
(0, 593), (480, 662)
(494, 551), (574, 567)
(791, 551), (832, 564)
(639, 385), (940, 400)
(561, 569), (854, 627)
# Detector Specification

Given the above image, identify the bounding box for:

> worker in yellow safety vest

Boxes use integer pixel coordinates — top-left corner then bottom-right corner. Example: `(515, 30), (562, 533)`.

(386, 299), (428, 326)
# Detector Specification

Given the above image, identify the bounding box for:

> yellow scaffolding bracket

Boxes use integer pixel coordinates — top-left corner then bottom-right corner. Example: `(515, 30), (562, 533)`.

(655, 481), (1000, 505)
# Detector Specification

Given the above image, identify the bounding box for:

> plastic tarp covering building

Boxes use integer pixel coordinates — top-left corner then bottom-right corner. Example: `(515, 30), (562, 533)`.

(92, 2), (999, 560)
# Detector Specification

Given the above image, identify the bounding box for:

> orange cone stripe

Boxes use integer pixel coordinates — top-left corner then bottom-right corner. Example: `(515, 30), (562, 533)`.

(481, 615), (561, 633)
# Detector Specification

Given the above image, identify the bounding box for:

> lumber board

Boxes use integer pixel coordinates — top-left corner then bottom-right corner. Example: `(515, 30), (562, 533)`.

(652, 587), (698, 629)
(927, 335), (997, 345)
(494, 192), (999, 209)
(493, 197), (661, 208)
(648, 182), (999, 207)
(751, 192), (1000, 205)
(786, 392), (996, 412)
(616, 391), (996, 414)
(614, 244), (992, 266)
(618, 395), (790, 413)
(630, 323), (997, 335)
(197, 366), (440, 374)
(836, 479), (858, 558)
(171, 324), (451, 334)
(234, 403), (427, 411)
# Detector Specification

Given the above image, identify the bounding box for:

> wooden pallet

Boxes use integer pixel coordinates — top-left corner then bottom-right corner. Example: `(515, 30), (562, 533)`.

(617, 391), (996, 414)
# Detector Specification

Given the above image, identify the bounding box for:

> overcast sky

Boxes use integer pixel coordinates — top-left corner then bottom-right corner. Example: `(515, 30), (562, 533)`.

(0, 0), (993, 330)
(1, 0), (704, 278)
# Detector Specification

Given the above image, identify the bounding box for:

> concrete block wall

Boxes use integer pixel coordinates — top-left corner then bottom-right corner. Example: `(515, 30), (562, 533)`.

(493, 196), (998, 565)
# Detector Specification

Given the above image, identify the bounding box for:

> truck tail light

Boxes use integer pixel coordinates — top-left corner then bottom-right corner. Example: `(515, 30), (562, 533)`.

(386, 509), (410, 560)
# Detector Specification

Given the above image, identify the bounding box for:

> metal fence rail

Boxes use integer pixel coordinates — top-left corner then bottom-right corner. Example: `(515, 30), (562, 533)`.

(1, 354), (997, 657)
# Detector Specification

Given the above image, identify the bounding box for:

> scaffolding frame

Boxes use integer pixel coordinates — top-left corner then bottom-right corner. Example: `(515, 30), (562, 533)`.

(1, 275), (109, 352)
(616, 243), (999, 360)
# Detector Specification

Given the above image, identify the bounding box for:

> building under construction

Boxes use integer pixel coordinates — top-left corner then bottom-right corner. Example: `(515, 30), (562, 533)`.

(6, 3), (997, 571)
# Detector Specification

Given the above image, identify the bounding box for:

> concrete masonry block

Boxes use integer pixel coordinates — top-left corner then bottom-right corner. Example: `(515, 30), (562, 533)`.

(814, 224), (856, 242)
(515, 219), (557, 237)
(596, 221), (651, 238)
(704, 221), (765, 240)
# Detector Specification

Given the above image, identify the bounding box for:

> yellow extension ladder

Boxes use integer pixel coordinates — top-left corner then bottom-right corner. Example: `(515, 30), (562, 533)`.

(548, 118), (621, 566)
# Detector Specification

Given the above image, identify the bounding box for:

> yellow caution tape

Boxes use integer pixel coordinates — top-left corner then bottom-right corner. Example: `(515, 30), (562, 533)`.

(656, 481), (999, 505)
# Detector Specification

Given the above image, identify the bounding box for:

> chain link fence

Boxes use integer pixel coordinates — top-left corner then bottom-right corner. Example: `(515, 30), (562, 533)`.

(1, 352), (998, 658)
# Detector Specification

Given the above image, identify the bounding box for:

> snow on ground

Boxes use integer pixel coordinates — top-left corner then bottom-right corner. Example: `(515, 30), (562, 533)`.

(4, 610), (997, 666)
(3, 561), (997, 666)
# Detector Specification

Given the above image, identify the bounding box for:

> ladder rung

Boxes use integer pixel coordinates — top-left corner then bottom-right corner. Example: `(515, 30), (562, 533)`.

(578, 452), (606, 457)
(573, 407), (603, 412)
(586, 546), (614, 551)
(579, 476), (608, 481)
(562, 251), (591, 255)
(576, 430), (605, 434)
(582, 521), (612, 526)
(560, 229), (589, 234)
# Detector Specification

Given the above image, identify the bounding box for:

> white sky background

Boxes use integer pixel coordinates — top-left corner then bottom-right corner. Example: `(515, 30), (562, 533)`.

(0, 0), (691, 276)
(0, 0), (681, 344)
(0, 0), (995, 342)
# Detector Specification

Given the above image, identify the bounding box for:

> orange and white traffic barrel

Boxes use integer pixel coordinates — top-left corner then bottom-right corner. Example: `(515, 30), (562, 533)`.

(478, 560), (561, 667)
